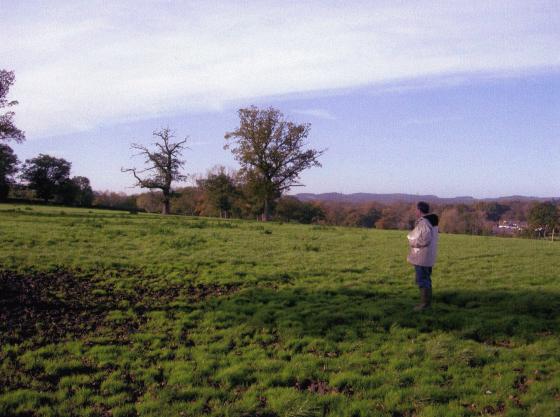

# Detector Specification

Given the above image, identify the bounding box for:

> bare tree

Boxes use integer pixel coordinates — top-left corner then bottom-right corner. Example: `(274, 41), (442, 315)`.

(122, 128), (188, 214)
(225, 106), (325, 221)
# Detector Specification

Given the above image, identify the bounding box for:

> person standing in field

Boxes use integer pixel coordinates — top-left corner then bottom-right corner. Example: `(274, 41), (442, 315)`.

(407, 201), (439, 311)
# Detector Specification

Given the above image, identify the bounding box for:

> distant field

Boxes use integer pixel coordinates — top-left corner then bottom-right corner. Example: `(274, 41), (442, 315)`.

(1, 203), (559, 417)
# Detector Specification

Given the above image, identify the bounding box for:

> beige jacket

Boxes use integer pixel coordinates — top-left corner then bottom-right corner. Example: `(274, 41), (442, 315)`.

(407, 216), (439, 267)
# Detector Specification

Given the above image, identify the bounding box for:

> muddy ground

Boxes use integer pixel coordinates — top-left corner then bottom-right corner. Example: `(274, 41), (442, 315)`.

(0, 270), (237, 346)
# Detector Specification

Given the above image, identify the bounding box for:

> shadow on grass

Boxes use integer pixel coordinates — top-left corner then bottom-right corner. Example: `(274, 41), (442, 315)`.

(1, 268), (558, 348)
(3, 270), (558, 417)
(208, 285), (560, 346)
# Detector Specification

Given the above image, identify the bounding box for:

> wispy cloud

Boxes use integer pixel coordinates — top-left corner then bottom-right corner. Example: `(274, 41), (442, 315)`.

(292, 108), (336, 120)
(189, 140), (212, 147)
(405, 116), (463, 126)
(2, 0), (559, 138)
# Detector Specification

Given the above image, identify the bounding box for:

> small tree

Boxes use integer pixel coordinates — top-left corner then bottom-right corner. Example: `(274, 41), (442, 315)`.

(529, 201), (559, 240)
(57, 178), (80, 205)
(275, 196), (325, 224)
(73, 176), (94, 206)
(479, 202), (510, 222)
(0, 70), (25, 143)
(375, 206), (402, 230)
(225, 106), (325, 221)
(93, 191), (137, 211)
(197, 166), (240, 218)
(21, 154), (71, 202)
(136, 191), (164, 213)
(356, 204), (382, 228)
(0, 143), (19, 200)
(58, 176), (94, 206)
(122, 128), (188, 215)
(171, 187), (203, 216)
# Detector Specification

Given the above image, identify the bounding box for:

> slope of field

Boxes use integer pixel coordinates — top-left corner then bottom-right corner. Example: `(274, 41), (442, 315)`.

(1, 204), (559, 417)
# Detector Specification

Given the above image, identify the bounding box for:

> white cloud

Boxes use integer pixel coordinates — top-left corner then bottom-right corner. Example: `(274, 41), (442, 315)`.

(292, 109), (336, 120)
(2, 0), (559, 138)
(405, 116), (463, 126)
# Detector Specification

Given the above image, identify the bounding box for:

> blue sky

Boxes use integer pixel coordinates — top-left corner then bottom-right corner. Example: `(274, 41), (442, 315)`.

(3, 1), (560, 197)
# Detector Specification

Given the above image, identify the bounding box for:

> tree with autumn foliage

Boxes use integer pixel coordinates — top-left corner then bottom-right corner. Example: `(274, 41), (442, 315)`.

(224, 106), (325, 221)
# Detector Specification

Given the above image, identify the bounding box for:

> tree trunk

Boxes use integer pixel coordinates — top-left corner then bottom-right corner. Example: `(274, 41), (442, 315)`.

(162, 193), (170, 215)
(262, 199), (271, 222)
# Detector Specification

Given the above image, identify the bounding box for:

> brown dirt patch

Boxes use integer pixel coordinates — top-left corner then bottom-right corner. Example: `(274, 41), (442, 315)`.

(0, 270), (238, 346)
(0, 271), (105, 345)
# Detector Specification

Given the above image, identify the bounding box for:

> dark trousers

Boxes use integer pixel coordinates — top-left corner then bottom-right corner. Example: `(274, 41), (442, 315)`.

(414, 265), (432, 289)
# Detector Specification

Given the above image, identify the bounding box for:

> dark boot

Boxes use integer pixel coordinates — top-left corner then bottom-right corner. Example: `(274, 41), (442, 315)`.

(413, 288), (431, 311)
(426, 287), (432, 308)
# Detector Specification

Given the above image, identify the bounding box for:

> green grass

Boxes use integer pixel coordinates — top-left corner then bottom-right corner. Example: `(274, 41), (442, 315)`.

(0, 203), (559, 416)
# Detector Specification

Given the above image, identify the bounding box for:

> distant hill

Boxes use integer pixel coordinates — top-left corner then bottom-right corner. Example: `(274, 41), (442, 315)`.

(293, 192), (556, 205)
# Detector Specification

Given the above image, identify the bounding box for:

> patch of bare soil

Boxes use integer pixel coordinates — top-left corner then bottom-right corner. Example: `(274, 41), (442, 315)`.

(0, 270), (237, 346)
(294, 379), (339, 395)
(0, 271), (104, 345)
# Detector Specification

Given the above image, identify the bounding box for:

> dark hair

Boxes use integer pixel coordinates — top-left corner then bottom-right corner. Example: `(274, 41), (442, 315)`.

(417, 201), (430, 214)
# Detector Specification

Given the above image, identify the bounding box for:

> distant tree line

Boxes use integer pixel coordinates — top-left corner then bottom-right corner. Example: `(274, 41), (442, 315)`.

(87, 185), (559, 239)
(1, 69), (557, 239)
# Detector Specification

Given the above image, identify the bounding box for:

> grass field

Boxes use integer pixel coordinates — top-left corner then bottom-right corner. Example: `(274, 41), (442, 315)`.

(1, 204), (559, 417)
